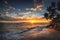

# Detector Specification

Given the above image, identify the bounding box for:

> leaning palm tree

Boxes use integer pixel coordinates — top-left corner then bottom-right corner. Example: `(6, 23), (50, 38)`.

(44, 1), (60, 31)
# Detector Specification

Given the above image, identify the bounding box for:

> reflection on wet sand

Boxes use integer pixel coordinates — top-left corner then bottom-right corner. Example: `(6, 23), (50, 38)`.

(0, 22), (60, 40)
(21, 28), (60, 40)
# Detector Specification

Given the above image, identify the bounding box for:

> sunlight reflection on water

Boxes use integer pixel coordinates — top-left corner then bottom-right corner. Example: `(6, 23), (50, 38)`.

(0, 22), (49, 40)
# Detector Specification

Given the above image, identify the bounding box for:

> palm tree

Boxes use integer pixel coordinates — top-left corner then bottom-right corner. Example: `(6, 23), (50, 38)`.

(44, 1), (60, 31)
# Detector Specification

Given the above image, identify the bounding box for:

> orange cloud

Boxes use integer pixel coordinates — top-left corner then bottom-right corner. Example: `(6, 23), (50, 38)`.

(26, 4), (43, 11)
(26, 8), (37, 11)
(23, 11), (32, 14)
(24, 12), (29, 14)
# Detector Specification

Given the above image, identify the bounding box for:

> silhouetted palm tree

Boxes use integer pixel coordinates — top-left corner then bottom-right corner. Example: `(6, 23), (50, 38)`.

(44, 1), (60, 31)
(57, 0), (60, 10)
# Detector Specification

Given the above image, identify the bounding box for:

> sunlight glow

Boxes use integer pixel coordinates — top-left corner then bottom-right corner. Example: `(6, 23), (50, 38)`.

(28, 20), (37, 23)
(26, 18), (51, 24)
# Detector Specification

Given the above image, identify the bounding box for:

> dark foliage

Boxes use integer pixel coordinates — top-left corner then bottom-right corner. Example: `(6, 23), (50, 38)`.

(44, 1), (60, 31)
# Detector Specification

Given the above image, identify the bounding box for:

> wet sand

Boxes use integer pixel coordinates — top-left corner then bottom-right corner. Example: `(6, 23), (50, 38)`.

(0, 22), (60, 40)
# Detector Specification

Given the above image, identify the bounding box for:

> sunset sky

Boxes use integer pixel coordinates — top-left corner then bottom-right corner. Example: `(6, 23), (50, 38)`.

(0, 0), (59, 18)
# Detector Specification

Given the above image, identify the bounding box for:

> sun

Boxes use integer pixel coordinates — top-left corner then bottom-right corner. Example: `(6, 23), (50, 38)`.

(29, 20), (36, 23)
(28, 20), (38, 23)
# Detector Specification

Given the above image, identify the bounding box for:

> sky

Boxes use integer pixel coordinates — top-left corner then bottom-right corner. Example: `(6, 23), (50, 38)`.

(0, 0), (59, 18)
